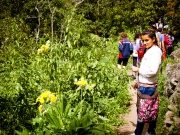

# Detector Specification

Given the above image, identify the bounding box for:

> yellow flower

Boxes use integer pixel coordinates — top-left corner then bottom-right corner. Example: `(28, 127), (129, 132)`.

(80, 80), (88, 86)
(49, 94), (57, 102)
(44, 45), (50, 51)
(46, 41), (50, 46)
(41, 45), (46, 51)
(39, 97), (45, 103)
(40, 91), (51, 98)
(38, 105), (43, 112)
(74, 80), (87, 86)
(46, 97), (50, 102)
(74, 78), (88, 86)
(36, 97), (41, 103)
(37, 49), (42, 55)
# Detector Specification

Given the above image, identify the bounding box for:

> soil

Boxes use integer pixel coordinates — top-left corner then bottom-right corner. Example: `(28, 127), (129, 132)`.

(116, 76), (149, 135)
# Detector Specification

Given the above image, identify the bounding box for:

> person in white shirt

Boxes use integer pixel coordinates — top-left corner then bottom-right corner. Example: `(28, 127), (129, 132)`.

(132, 32), (141, 79)
(156, 19), (163, 29)
(131, 30), (162, 135)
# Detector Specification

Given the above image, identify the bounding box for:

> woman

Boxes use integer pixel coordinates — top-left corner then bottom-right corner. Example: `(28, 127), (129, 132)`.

(156, 19), (163, 29)
(131, 30), (162, 135)
(117, 32), (133, 69)
(132, 32), (141, 78)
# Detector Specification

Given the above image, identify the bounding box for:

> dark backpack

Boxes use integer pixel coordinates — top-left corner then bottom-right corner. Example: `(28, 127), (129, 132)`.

(137, 43), (146, 61)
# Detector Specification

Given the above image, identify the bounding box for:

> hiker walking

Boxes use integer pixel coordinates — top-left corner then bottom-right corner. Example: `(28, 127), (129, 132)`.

(117, 32), (133, 69)
(131, 30), (162, 135)
(156, 18), (163, 29)
(132, 32), (141, 78)
(166, 30), (174, 57)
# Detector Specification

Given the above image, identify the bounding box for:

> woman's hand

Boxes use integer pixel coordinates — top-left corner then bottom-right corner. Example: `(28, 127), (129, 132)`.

(133, 82), (138, 90)
(131, 66), (139, 72)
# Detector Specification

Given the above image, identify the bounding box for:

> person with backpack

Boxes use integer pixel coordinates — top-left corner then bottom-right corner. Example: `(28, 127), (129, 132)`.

(166, 30), (174, 57)
(162, 28), (169, 60)
(131, 30), (162, 135)
(132, 32), (141, 79)
(151, 25), (166, 61)
(117, 32), (133, 69)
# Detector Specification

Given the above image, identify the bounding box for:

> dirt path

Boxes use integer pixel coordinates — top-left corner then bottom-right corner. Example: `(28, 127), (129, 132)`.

(116, 75), (149, 135)
(116, 79), (137, 135)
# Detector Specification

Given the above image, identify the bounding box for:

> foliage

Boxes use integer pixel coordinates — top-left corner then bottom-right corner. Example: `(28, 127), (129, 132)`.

(174, 41), (180, 50)
(79, 0), (167, 37)
(1, 0), (180, 134)
(0, 27), (131, 134)
(164, 0), (180, 42)
(156, 69), (169, 134)
(16, 91), (114, 135)
(1, 0), (175, 41)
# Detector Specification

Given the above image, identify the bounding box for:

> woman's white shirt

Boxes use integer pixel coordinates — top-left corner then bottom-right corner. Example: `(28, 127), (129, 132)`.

(156, 23), (163, 29)
(139, 45), (162, 84)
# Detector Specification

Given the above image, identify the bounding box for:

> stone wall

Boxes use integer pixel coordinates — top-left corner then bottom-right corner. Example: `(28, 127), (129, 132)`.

(164, 48), (180, 134)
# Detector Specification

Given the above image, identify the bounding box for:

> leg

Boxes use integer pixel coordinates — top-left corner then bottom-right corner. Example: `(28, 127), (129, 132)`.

(132, 57), (137, 78)
(148, 120), (157, 134)
(122, 58), (129, 69)
(134, 108), (145, 135)
(133, 57), (137, 67)
(134, 121), (145, 135)
(117, 58), (122, 69)
(168, 47), (172, 56)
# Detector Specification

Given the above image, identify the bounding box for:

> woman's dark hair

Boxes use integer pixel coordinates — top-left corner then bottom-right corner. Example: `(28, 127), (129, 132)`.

(151, 24), (157, 31)
(141, 30), (157, 45)
(134, 32), (141, 41)
(157, 28), (162, 32)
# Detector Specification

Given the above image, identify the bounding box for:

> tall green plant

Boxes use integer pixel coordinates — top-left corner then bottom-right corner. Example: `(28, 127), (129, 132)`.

(16, 90), (114, 135)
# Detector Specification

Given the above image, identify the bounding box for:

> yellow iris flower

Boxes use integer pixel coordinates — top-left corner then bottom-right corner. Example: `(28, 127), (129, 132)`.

(37, 41), (50, 55)
(39, 97), (45, 103)
(50, 94), (57, 102)
(41, 45), (46, 50)
(46, 40), (50, 46)
(40, 91), (51, 98)
(37, 49), (43, 55)
(36, 91), (57, 104)
(44, 45), (50, 51)
(38, 105), (43, 112)
(36, 97), (45, 103)
(74, 78), (88, 86)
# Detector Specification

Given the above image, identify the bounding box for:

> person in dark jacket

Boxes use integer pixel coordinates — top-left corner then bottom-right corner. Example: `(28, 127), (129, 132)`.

(117, 32), (133, 69)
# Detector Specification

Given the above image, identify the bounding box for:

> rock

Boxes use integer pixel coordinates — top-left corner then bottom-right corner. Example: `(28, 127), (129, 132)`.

(173, 116), (180, 135)
(168, 104), (176, 111)
(164, 49), (180, 133)
(170, 48), (180, 59)
(164, 62), (180, 98)
(171, 91), (180, 105)
(170, 77), (178, 87)
(165, 111), (174, 125)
